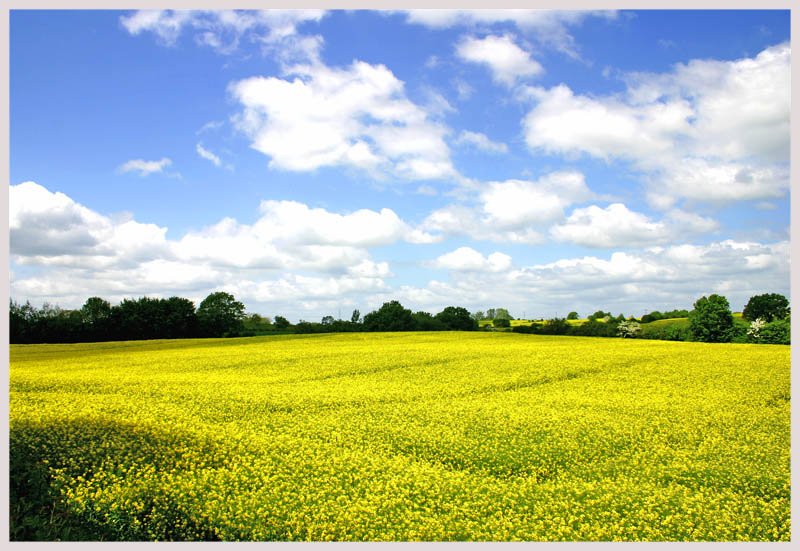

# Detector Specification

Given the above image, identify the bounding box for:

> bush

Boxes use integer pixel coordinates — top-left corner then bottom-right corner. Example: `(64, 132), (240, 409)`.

(617, 320), (641, 338)
(538, 318), (570, 335)
(492, 318), (510, 328)
(752, 318), (791, 345)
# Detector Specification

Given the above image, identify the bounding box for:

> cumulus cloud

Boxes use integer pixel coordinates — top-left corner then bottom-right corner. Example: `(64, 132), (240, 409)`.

(118, 157), (172, 176)
(429, 247), (512, 272)
(9, 181), (432, 313)
(229, 59), (458, 181)
(399, 9), (617, 58)
(480, 171), (594, 228)
(383, 239), (789, 318)
(9, 181), (169, 268)
(521, 43), (791, 207)
(453, 130), (508, 153)
(419, 170), (592, 245)
(549, 203), (720, 248)
(120, 9), (326, 58)
(456, 34), (542, 86)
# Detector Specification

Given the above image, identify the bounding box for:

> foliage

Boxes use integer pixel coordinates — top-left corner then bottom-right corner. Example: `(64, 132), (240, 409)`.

(616, 320), (641, 338)
(640, 309), (690, 324)
(435, 307), (478, 331)
(273, 316), (291, 331)
(197, 292), (246, 337)
(689, 294), (735, 343)
(471, 311), (486, 321)
(567, 312), (579, 320)
(362, 301), (416, 332)
(742, 293), (790, 323)
(750, 318), (791, 345)
(491, 318), (510, 328)
(412, 311), (447, 331)
(10, 333), (790, 541)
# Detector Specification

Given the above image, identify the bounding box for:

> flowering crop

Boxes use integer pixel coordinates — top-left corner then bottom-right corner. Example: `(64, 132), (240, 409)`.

(10, 333), (790, 541)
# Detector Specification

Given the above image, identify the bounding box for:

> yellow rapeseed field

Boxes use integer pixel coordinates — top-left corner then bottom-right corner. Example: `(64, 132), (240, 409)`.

(9, 332), (790, 541)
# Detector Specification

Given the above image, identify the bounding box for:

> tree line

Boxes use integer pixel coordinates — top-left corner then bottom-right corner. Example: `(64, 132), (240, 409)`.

(9, 291), (789, 345)
(9, 292), (246, 344)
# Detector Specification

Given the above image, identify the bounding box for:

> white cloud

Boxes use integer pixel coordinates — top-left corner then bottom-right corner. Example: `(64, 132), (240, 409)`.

(120, 9), (326, 58)
(118, 157), (172, 176)
(419, 171), (592, 245)
(521, 43), (791, 206)
(550, 203), (719, 248)
(454, 130), (508, 153)
(429, 247), (512, 272)
(400, 9), (617, 58)
(480, 171), (594, 228)
(229, 59), (458, 181)
(522, 84), (692, 161)
(550, 203), (666, 248)
(8, 182), (789, 320)
(456, 34), (542, 86)
(9, 181), (169, 268)
(196, 143), (222, 167)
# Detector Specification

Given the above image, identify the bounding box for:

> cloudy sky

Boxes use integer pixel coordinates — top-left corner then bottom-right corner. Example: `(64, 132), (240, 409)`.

(9, 9), (791, 321)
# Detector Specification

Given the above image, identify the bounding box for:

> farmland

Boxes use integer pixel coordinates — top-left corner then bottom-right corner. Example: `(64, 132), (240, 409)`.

(10, 332), (790, 541)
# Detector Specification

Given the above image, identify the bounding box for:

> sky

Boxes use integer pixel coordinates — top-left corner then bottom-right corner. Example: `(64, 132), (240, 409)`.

(8, 8), (792, 322)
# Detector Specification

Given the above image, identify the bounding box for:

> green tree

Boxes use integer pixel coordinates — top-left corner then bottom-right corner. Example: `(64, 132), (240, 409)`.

(363, 300), (415, 332)
(742, 293), (790, 323)
(80, 297), (111, 325)
(411, 311), (446, 331)
(495, 308), (512, 320)
(351, 309), (361, 324)
(435, 306), (478, 331)
(471, 310), (486, 321)
(197, 292), (245, 337)
(689, 294), (734, 343)
(492, 318), (510, 328)
(567, 311), (579, 320)
(273, 315), (291, 330)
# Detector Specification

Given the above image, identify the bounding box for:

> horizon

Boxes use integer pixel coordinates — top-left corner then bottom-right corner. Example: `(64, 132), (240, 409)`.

(9, 9), (791, 322)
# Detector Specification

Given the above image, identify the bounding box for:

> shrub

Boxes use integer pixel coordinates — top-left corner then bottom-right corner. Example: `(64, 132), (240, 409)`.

(492, 318), (511, 328)
(617, 320), (641, 338)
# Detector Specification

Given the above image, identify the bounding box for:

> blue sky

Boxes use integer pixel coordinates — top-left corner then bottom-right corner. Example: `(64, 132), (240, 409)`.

(9, 9), (791, 321)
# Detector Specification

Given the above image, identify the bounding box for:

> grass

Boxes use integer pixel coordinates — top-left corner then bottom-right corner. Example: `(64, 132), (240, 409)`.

(10, 332), (790, 541)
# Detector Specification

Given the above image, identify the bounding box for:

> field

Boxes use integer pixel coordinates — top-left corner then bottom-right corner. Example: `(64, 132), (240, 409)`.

(10, 332), (790, 541)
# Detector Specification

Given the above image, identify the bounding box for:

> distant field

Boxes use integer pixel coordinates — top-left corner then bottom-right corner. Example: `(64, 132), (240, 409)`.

(10, 333), (790, 541)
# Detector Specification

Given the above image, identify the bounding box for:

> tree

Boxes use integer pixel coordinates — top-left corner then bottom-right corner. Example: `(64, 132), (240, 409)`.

(273, 316), (291, 330)
(689, 294), (734, 343)
(742, 293), (790, 323)
(163, 297), (197, 338)
(197, 292), (245, 337)
(321, 315), (335, 326)
(567, 311), (579, 320)
(362, 300), (415, 332)
(435, 306), (478, 331)
(351, 309), (361, 324)
(471, 311), (486, 321)
(81, 297), (111, 325)
(495, 308), (512, 320)
(492, 318), (510, 328)
(412, 311), (446, 331)
(486, 308), (497, 320)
